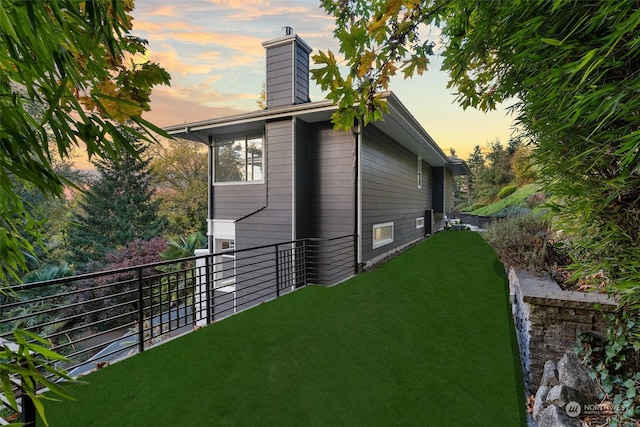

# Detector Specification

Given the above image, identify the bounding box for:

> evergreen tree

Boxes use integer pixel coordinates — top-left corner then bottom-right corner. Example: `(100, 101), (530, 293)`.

(70, 138), (166, 264)
(483, 140), (513, 188)
(1, 1), (170, 285)
(466, 145), (485, 176)
(465, 145), (485, 204)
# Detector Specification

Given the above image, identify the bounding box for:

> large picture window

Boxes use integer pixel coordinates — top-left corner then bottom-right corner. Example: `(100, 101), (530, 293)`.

(372, 222), (394, 249)
(214, 135), (263, 183)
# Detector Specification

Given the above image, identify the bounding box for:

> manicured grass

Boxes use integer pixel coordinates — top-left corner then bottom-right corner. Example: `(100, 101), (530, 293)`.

(43, 232), (526, 426)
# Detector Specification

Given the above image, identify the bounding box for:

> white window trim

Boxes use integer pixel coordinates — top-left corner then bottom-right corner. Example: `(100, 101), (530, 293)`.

(372, 222), (394, 249)
(417, 157), (423, 189)
(215, 238), (236, 291)
(416, 217), (425, 229)
(212, 134), (264, 184)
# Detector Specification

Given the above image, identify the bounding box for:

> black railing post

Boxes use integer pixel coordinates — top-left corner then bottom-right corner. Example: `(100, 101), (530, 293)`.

(353, 233), (358, 275)
(205, 255), (213, 325)
(275, 244), (280, 298)
(303, 239), (308, 287)
(137, 267), (145, 354)
(20, 384), (36, 427)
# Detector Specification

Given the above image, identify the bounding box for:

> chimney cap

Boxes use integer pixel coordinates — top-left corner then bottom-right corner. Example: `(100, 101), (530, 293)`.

(262, 32), (312, 54)
(283, 26), (293, 36)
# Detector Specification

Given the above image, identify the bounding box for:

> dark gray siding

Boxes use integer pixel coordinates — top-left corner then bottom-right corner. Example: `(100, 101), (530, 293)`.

(295, 120), (312, 239)
(432, 166), (445, 214)
(295, 120), (355, 239)
(296, 120), (355, 284)
(431, 166), (446, 230)
(265, 38), (310, 108)
(236, 119), (294, 248)
(266, 43), (294, 108)
(423, 162), (433, 211)
(232, 119), (295, 309)
(211, 184), (266, 219)
(306, 122), (355, 238)
(444, 168), (455, 217)
(266, 44), (294, 108)
(294, 43), (310, 104)
(361, 126), (431, 262)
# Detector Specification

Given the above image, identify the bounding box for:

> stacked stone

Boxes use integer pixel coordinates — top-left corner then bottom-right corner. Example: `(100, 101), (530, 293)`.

(533, 353), (602, 427)
(509, 268), (616, 393)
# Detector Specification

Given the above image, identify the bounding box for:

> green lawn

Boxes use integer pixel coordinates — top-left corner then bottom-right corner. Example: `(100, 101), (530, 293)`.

(43, 232), (526, 426)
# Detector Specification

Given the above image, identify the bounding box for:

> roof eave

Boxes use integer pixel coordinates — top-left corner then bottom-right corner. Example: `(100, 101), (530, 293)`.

(164, 100), (337, 140)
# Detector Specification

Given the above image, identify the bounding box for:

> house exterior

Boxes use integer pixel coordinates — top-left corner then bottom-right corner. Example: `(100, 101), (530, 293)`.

(165, 32), (468, 289)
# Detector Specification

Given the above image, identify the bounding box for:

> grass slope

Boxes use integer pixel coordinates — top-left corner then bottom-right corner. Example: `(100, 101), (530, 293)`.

(43, 232), (526, 426)
(469, 183), (541, 216)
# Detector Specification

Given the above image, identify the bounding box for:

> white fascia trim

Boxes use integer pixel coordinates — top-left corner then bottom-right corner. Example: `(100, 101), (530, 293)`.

(165, 101), (336, 135)
(208, 219), (236, 240)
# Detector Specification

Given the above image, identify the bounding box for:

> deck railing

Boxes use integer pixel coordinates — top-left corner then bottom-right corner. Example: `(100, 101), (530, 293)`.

(0, 234), (355, 425)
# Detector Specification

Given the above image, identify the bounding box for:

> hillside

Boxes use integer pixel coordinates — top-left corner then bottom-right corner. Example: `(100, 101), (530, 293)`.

(467, 183), (542, 216)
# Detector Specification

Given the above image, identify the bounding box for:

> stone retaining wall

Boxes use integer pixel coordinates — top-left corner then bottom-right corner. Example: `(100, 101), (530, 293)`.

(458, 213), (494, 228)
(508, 268), (617, 394)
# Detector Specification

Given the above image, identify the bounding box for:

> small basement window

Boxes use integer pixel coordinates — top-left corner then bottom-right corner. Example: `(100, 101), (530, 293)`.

(416, 217), (424, 229)
(372, 222), (394, 249)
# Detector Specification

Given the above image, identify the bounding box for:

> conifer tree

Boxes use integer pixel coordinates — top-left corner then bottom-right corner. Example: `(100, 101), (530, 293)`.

(70, 136), (166, 264)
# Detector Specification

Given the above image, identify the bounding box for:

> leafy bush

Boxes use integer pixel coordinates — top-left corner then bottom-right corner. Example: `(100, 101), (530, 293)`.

(576, 311), (640, 425)
(67, 238), (167, 328)
(160, 232), (207, 262)
(493, 205), (531, 218)
(22, 263), (75, 283)
(0, 330), (78, 426)
(497, 184), (518, 199)
(483, 213), (551, 272)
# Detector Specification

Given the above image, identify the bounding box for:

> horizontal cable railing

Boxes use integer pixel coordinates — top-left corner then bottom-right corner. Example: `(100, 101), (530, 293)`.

(306, 235), (356, 285)
(0, 234), (355, 425)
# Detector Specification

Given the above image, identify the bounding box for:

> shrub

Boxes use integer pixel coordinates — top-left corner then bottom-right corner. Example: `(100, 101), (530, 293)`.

(483, 213), (551, 272)
(497, 184), (518, 199)
(575, 311), (640, 425)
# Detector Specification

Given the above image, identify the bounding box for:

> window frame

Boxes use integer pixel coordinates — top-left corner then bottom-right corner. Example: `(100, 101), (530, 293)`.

(416, 217), (425, 229)
(417, 156), (423, 189)
(372, 222), (394, 249)
(213, 134), (264, 184)
(215, 238), (236, 290)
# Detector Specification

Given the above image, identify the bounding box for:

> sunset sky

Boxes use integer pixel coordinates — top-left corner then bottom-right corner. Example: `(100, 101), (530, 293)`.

(131, 0), (517, 159)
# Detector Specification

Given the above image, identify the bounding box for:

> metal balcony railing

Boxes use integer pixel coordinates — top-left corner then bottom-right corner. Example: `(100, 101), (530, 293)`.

(0, 234), (355, 425)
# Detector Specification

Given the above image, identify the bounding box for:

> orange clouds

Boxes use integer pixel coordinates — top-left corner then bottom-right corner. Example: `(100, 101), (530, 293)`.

(130, 0), (516, 157)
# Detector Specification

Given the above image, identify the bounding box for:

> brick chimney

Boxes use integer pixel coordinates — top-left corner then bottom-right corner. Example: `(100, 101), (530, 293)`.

(262, 28), (312, 108)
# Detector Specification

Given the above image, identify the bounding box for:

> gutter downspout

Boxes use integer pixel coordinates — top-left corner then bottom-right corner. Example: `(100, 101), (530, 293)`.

(354, 119), (362, 267)
(443, 166), (447, 218)
(292, 117), (296, 241)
